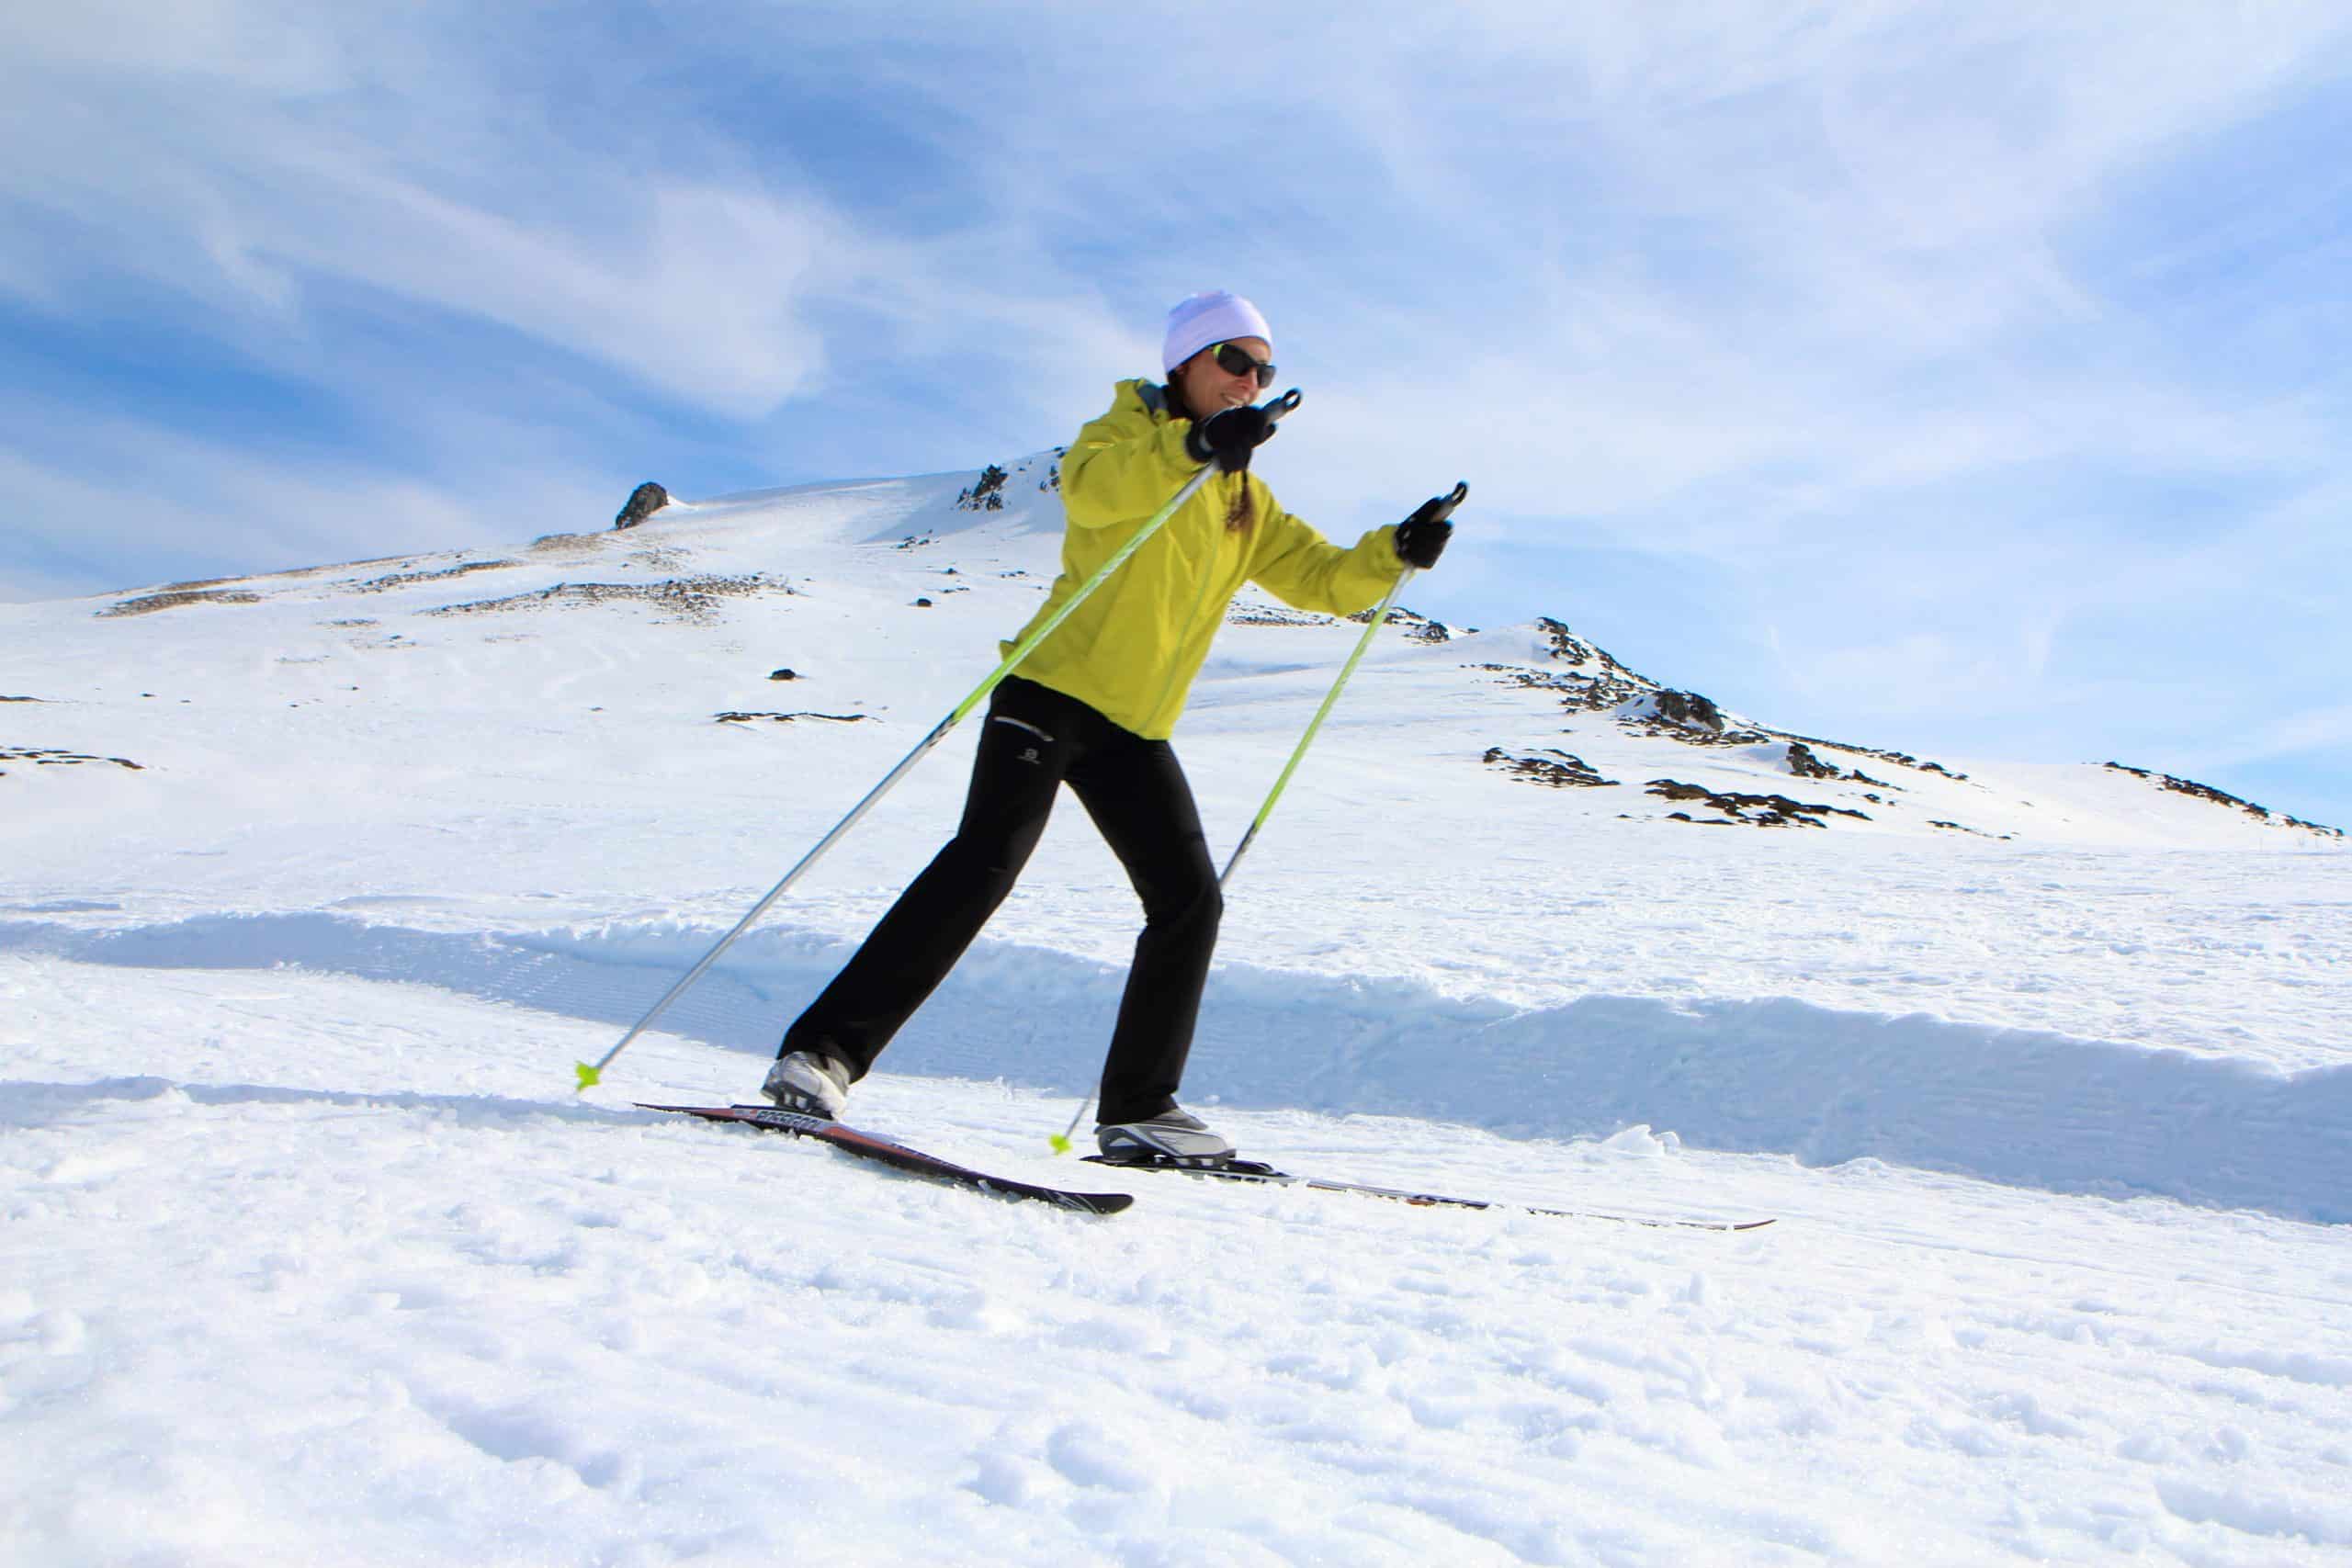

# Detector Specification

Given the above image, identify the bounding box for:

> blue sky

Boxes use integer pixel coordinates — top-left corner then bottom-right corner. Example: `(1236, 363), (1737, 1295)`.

(6, 2), (2348, 828)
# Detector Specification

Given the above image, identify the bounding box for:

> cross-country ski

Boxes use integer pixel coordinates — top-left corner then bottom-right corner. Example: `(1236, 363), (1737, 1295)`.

(638, 1103), (1134, 1215)
(1084, 1152), (1774, 1230)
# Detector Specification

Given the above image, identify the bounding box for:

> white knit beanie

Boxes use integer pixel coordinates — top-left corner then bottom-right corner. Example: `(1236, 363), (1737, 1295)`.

(1161, 290), (1272, 375)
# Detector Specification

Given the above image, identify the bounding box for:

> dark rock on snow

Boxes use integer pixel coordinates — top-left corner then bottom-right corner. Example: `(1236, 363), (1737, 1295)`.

(1652, 690), (1725, 735)
(614, 482), (671, 530)
(2105, 762), (2342, 837)
(714, 711), (869, 726)
(1483, 747), (1618, 788)
(1646, 779), (1871, 829)
(1786, 742), (1840, 780)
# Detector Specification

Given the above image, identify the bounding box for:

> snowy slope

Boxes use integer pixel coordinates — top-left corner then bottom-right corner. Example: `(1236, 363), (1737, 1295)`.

(4, 457), (2348, 1564)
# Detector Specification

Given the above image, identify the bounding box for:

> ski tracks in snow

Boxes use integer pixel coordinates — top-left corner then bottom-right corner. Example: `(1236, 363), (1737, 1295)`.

(6, 956), (2352, 1565)
(6, 908), (2347, 1224)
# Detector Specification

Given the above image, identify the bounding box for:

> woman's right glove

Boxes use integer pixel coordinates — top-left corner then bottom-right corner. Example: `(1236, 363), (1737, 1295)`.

(1186, 405), (1277, 471)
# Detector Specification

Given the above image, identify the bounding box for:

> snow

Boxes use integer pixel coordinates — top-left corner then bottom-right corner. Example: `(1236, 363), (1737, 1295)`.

(4, 456), (2348, 1564)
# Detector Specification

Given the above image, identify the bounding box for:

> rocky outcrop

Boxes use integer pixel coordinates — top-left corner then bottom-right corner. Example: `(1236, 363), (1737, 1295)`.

(2, 746), (143, 775)
(1646, 779), (1871, 829)
(1230, 604), (1325, 627)
(1786, 742), (1840, 779)
(1654, 690), (1724, 734)
(714, 711), (869, 726)
(426, 573), (792, 626)
(1484, 747), (1618, 788)
(1778, 731), (1966, 782)
(1620, 691), (1770, 747)
(956, 465), (1010, 513)
(1468, 620), (1648, 709)
(98, 589), (264, 618)
(1483, 620), (1985, 784)
(614, 482), (670, 529)
(354, 560), (518, 593)
(1349, 605), (1456, 643)
(1228, 601), (1454, 642)
(1476, 616), (2335, 840)
(2105, 762), (2343, 837)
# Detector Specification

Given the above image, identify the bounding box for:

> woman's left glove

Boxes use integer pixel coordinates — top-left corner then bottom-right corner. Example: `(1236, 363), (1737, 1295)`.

(1394, 495), (1454, 570)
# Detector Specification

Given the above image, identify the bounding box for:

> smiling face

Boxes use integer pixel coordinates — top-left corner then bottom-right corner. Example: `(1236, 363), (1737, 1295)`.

(1170, 336), (1272, 417)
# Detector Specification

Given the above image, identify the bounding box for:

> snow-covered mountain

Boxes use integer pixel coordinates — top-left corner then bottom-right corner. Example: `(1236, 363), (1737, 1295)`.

(10, 449), (2333, 851)
(4, 457), (2347, 1565)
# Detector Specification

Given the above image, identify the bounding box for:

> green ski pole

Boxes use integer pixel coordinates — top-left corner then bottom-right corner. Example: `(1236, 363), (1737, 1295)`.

(1219, 481), (1466, 886)
(1050, 480), (1467, 1152)
(576, 390), (1303, 1092)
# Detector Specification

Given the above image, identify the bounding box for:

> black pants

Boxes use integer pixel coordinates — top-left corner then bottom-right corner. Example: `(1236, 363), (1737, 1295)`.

(780, 677), (1222, 1125)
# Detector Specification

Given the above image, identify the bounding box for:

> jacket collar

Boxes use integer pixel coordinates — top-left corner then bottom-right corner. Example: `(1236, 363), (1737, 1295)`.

(1138, 379), (1192, 422)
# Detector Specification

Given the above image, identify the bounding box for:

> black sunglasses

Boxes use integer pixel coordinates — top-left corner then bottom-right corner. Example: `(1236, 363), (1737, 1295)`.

(1210, 342), (1277, 388)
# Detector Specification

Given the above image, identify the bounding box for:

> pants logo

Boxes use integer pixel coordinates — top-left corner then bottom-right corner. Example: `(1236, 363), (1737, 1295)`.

(992, 715), (1055, 768)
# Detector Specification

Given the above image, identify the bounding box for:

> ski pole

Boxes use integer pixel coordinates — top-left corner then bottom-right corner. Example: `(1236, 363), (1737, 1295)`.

(1051, 480), (1467, 1152)
(575, 389), (1304, 1091)
(1221, 480), (1467, 886)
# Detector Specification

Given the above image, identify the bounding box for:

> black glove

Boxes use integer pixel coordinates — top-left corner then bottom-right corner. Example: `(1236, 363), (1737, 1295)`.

(1185, 404), (1277, 471)
(1394, 495), (1454, 570)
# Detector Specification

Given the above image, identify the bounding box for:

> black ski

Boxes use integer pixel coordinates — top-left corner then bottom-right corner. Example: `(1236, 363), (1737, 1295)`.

(1084, 1153), (1772, 1231)
(640, 1104), (1134, 1216)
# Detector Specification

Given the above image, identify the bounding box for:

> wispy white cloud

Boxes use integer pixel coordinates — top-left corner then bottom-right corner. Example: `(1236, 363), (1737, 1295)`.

(2211, 705), (2352, 769)
(0, 409), (608, 598)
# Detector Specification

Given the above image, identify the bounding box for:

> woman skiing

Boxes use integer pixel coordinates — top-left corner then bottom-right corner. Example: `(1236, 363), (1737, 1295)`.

(762, 289), (1453, 1161)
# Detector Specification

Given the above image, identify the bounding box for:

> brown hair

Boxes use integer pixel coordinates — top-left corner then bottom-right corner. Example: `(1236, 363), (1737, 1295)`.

(1225, 472), (1253, 532)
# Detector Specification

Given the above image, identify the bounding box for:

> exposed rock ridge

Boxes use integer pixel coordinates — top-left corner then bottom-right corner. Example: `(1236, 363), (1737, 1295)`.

(2105, 762), (2342, 838)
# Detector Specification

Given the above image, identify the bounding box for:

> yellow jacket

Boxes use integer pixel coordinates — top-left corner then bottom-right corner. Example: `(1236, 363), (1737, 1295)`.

(1002, 379), (1403, 739)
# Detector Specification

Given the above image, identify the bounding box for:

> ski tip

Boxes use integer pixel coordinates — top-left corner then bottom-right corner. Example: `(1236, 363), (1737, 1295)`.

(1047, 1133), (1073, 1156)
(573, 1061), (602, 1092)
